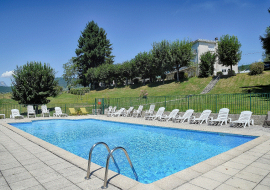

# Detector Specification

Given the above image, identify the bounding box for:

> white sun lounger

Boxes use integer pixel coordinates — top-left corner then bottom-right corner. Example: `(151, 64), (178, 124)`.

(173, 109), (194, 123)
(107, 106), (117, 117)
(123, 107), (134, 117)
(111, 108), (126, 117)
(230, 111), (254, 128)
(190, 110), (212, 124)
(159, 109), (179, 122)
(208, 108), (231, 126)
(41, 105), (50, 117)
(133, 105), (143, 117)
(145, 107), (165, 120)
(10, 109), (24, 119)
(144, 104), (155, 117)
(27, 105), (36, 118)
(53, 107), (68, 117)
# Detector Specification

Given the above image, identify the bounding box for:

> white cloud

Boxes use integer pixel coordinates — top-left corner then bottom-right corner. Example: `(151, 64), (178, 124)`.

(1, 71), (14, 78)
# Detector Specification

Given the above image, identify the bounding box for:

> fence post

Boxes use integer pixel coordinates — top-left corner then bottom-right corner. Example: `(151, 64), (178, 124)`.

(216, 95), (218, 113)
(188, 95), (189, 109)
(95, 98), (97, 115)
(164, 96), (166, 109)
(102, 98), (104, 114)
(250, 93), (252, 111)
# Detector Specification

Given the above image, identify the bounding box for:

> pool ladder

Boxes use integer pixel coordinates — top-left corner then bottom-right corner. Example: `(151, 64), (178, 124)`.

(85, 142), (138, 189)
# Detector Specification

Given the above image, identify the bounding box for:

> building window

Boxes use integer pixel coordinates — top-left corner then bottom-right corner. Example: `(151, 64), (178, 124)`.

(222, 69), (226, 72)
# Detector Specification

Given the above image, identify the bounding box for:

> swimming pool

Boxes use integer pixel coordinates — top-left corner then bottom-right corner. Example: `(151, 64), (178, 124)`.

(10, 119), (257, 184)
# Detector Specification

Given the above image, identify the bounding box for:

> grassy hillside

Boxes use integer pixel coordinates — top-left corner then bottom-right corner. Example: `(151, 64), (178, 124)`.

(1, 71), (270, 106)
(209, 70), (270, 94)
(48, 77), (212, 104)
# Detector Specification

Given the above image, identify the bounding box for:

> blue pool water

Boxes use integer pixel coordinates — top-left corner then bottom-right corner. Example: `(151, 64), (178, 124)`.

(10, 119), (257, 184)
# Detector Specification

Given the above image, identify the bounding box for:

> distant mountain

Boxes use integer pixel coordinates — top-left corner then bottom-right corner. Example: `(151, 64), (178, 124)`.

(55, 77), (83, 89)
(0, 81), (7, 87)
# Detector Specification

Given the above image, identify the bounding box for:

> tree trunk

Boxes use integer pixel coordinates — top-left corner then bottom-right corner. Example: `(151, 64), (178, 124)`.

(143, 78), (145, 86)
(176, 65), (180, 82)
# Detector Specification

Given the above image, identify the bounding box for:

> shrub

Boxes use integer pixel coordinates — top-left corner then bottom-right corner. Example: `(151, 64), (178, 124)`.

(249, 62), (264, 75)
(228, 70), (236, 76)
(217, 71), (223, 76)
(133, 78), (139, 84)
(70, 87), (90, 95)
(174, 71), (188, 80)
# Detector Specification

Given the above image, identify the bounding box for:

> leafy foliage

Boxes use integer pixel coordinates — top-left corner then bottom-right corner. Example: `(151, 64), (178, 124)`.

(62, 57), (79, 90)
(134, 51), (153, 85)
(11, 62), (58, 104)
(217, 34), (242, 71)
(249, 62), (264, 75)
(75, 21), (114, 86)
(170, 39), (194, 81)
(260, 8), (270, 55)
(199, 51), (217, 77)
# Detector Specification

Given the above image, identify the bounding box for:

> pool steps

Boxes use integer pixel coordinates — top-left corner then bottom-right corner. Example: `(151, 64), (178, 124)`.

(86, 142), (138, 189)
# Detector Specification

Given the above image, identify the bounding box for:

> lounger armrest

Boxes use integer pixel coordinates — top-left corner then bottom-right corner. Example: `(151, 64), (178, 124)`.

(250, 119), (254, 125)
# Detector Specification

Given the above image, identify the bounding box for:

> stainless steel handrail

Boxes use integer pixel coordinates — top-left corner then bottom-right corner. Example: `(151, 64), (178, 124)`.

(85, 142), (119, 179)
(102, 147), (138, 189)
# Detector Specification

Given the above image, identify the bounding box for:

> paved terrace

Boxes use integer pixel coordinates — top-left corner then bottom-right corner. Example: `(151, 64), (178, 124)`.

(0, 115), (270, 190)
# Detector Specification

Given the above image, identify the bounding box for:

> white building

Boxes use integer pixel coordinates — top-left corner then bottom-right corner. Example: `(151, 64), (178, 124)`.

(192, 38), (238, 76)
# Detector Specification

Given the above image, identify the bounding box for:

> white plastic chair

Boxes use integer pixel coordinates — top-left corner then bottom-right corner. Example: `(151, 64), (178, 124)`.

(145, 107), (165, 120)
(27, 105), (36, 118)
(53, 107), (68, 117)
(230, 111), (254, 128)
(133, 105), (143, 117)
(190, 110), (212, 124)
(174, 109), (194, 123)
(111, 108), (126, 117)
(10, 109), (24, 119)
(124, 107), (134, 117)
(41, 105), (50, 117)
(209, 108), (231, 126)
(107, 106), (117, 117)
(144, 104), (155, 117)
(159, 109), (179, 122)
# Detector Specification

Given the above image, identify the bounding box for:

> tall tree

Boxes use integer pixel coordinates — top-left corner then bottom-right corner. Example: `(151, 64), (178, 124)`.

(199, 52), (217, 77)
(62, 57), (78, 90)
(260, 8), (270, 57)
(75, 21), (114, 86)
(152, 40), (172, 84)
(11, 61), (58, 105)
(134, 51), (153, 85)
(217, 34), (242, 72)
(170, 39), (194, 81)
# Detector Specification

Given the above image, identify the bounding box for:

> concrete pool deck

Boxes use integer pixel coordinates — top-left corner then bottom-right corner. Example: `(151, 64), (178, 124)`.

(0, 115), (270, 190)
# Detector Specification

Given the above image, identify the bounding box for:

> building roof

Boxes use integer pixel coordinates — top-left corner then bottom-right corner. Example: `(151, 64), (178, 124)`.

(193, 39), (217, 44)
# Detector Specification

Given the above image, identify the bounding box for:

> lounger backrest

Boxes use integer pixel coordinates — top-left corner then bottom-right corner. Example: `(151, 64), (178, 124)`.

(148, 105), (155, 113)
(168, 109), (179, 117)
(108, 106), (112, 112)
(156, 107), (165, 116)
(41, 105), (47, 113)
(27, 105), (34, 112)
(55, 107), (63, 114)
(183, 109), (194, 118)
(112, 106), (117, 112)
(118, 108), (126, 113)
(239, 111), (252, 121)
(138, 105), (143, 112)
(199, 110), (211, 119)
(127, 107), (134, 112)
(11, 109), (20, 117)
(217, 108), (229, 120)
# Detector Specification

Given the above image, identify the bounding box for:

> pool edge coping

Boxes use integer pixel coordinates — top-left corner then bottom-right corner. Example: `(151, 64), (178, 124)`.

(1, 116), (270, 190)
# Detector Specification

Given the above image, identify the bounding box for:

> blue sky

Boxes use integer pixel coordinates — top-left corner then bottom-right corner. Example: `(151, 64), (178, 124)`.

(0, 0), (269, 86)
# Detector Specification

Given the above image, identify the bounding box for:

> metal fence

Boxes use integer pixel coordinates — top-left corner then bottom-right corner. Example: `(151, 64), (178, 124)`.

(0, 103), (95, 118)
(95, 93), (270, 115)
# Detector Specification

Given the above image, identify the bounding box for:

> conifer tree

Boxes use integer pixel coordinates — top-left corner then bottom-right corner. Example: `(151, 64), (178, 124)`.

(75, 21), (114, 86)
